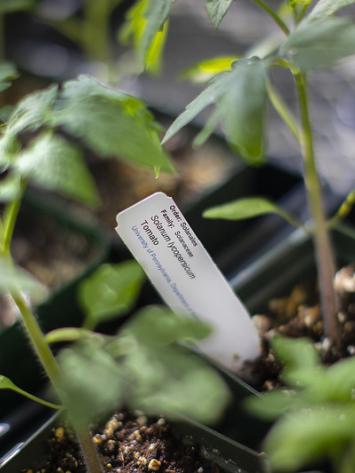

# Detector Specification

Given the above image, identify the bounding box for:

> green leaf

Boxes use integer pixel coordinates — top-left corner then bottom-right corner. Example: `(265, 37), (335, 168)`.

(306, 0), (355, 22)
(245, 390), (305, 421)
(265, 406), (355, 471)
(281, 17), (355, 70)
(162, 77), (228, 144)
(6, 85), (57, 136)
(119, 0), (172, 72)
(0, 174), (21, 202)
(145, 20), (169, 74)
(272, 337), (320, 372)
(221, 58), (267, 163)
(78, 261), (145, 329)
(330, 189), (355, 223)
(59, 340), (123, 428)
(53, 76), (174, 173)
(15, 133), (99, 207)
(206, 0), (233, 28)
(123, 306), (212, 348)
(272, 337), (323, 389)
(322, 357), (355, 402)
(164, 58), (267, 164)
(182, 56), (238, 83)
(0, 258), (47, 302)
(288, 0), (312, 6)
(0, 374), (60, 410)
(0, 0), (35, 13)
(0, 374), (21, 391)
(0, 62), (18, 92)
(140, 0), (172, 70)
(203, 197), (300, 227)
(126, 345), (230, 424)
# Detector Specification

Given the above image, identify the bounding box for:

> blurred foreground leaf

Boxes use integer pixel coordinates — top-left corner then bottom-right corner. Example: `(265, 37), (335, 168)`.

(122, 306), (212, 348)
(265, 407), (355, 471)
(59, 340), (123, 429)
(126, 344), (230, 424)
(79, 261), (145, 329)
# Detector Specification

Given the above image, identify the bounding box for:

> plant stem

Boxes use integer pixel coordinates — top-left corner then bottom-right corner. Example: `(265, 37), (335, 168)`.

(12, 386), (62, 411)
(1, 180), (25, 254)
(294, 72), (340, 346)
(77, 429), (105, 473)
(1, 186), (104, 473)
(11, 290), (104, 473)
(252, 0), (290, 35)
(266, 81), (299, 141)
(11, 291), (62, 390)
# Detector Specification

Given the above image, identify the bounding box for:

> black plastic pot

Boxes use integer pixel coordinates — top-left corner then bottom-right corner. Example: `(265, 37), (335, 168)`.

(0, 411), (267, 473)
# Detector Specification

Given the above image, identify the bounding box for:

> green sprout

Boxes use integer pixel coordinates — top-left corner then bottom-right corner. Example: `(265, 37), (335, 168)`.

(246, 336), (355, 472)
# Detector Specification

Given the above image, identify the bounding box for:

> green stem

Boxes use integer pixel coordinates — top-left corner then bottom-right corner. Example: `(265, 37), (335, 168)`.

(267, 81), (299, 142)
(1, 180), (25, 254)
(294, 72), (340, 346)
(10, 386), (62, 411)
(328, 190), (355, 227)
(1, 183), (103, 472)
(11, 291), (63, 390)
(77, 429), (105, 473)
(11, 290), (104, 473)
(252, 0), (290, 35)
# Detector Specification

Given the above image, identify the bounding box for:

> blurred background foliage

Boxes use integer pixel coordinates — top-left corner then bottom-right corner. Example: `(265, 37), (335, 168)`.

(1, 0), (355, 194)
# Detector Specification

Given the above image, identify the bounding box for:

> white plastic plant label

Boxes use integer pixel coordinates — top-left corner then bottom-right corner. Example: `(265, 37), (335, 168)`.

(115, 192), (261, 372)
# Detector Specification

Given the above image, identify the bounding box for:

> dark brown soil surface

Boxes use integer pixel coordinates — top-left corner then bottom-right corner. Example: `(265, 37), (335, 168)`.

(0, 207), (102, 330)
(67, 129), (235, 231)
(242, 265), (355, 391)
(12, 211), (100, 290)
(24, 411), (220, 473)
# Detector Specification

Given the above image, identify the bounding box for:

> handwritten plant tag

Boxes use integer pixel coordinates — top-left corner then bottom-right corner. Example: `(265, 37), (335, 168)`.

(116, 192), (260, 372)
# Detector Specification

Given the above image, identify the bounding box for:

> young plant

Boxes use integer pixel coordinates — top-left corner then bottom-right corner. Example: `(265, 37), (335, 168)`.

(48, 262), (230, 429)
(245, 336), (355, 472)
(0, 261), (230, 471)
(137, 0), (355, 349)
(0, 74), (173, 472)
